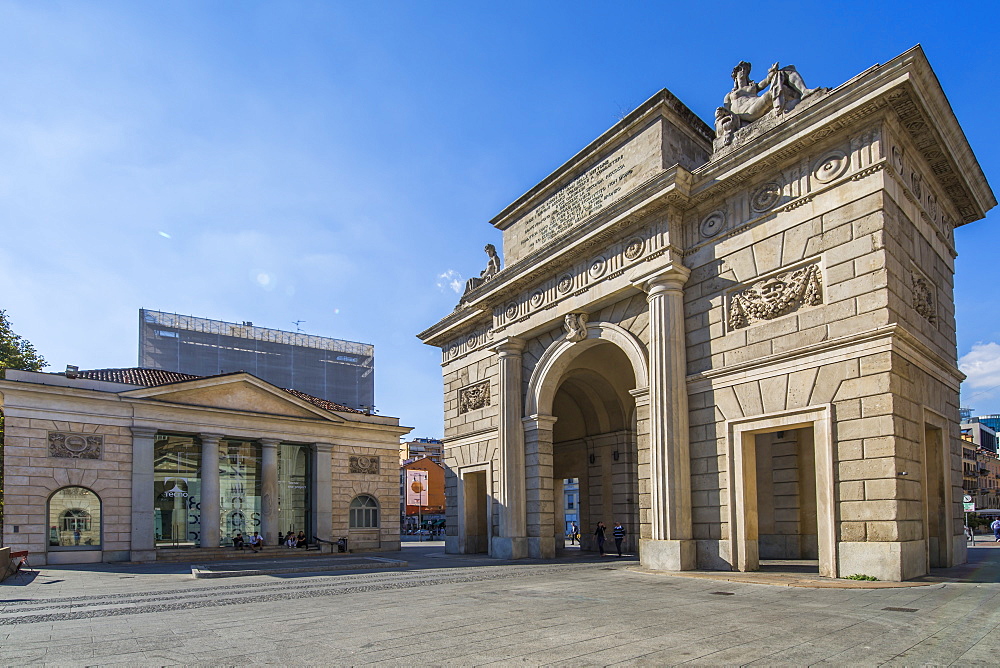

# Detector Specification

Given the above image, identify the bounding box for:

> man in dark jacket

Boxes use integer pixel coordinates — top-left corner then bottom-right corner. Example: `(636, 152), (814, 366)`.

(594, 522), (607, 555)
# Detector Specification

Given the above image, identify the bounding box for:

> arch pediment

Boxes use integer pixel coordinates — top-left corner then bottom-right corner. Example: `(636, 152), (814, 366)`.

(119, 373), (344, 422)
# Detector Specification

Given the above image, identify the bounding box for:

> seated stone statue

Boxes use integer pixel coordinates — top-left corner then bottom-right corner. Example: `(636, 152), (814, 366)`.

(463, 244), (502, 296)
(715, 61), (822, 148)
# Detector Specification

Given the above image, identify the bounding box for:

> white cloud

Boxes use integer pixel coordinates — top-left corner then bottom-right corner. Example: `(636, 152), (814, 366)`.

(960, 342), (1000, 410)
(960, 343), (1000, 389)
(436, 270), (464, 294)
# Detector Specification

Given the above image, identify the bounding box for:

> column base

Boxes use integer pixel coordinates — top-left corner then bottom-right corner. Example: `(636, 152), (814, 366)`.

(640, 539), (696, 571)
(527, 536), (555, 559)
(491, 536), (529, 560)
(837, 540), (926, 582)
(129, 550), (156, 563)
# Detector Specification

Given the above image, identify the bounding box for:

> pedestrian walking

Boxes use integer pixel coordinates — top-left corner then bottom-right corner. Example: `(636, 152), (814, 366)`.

(594, 522), (607, 555)
(991, 517), (1000, 542)
(613, 521), (626, 557)
(568, 522), (579, 545)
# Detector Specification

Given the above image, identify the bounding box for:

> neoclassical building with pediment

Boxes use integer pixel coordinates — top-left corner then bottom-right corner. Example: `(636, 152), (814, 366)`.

(418, 47), (995, 581)
(0, 367), (409, 565)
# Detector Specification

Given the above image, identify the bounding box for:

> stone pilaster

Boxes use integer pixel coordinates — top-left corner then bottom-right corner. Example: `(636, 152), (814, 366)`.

(313, 443), (334, 542)
(260, 438), (280, 545)
(524, 413), (558, 558)
(199, 433), (223, 549)
(129, 425), (158, 562)
(634, 263), (696, 570)
(492, 337), (528, 559)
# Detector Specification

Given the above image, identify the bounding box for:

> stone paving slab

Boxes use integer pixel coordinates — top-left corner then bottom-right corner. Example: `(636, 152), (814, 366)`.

(0, 543), (998, 665)
(190, 556), (407, 578)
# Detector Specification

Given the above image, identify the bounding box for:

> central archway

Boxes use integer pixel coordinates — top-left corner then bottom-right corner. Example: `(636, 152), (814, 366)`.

(523, 322), (648, 558)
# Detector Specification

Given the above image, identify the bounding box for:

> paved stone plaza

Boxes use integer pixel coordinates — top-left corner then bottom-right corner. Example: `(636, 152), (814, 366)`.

(2, 542), (999, 665)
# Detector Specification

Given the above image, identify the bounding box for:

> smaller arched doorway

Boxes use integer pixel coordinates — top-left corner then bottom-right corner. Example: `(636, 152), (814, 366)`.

(523, 321), (648, 559)
(48, 486), (103, 564)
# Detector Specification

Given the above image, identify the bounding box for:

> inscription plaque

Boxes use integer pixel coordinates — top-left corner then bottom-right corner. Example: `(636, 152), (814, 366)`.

(505, 122), (663, 263)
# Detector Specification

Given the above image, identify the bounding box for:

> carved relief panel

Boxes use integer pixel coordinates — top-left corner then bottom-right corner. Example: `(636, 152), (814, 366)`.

(49, 432), (103, 459)
(910, 265), (937, 325)
(349, 455), (380, 475)
(728, 262), (824, 330)
(459, 380), (491, 414)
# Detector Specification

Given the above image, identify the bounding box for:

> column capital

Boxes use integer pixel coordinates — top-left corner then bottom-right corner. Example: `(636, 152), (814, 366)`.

(313, 442), (334, 453)
(629, 387), (651, 407)
(491, 336), (525, 356)
(260, 438), (282, 448)
(522, 414), (558, 430)
(130, 425), (159, 439)
(199, 432), (225, 444)
(631, 263), (691, 295)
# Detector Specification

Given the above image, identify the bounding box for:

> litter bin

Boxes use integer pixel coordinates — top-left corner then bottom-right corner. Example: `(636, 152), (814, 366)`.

(337, 537), (348, 553)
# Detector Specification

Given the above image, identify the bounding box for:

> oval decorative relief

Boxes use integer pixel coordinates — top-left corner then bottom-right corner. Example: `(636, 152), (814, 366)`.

(589, 256), (607, 278)
(623, 238), (644, 260)
(504, 303), (518, 320)
(813, 150), (849, 184)
(556, 274), (574, 294)
(529, 290), (545, 309)
(750, 182), (782, 213)
(892, 146), (904, 172)
(466, 332), (479, 348)
(699, 211), (726, 238)
(911, 172), (922, 199)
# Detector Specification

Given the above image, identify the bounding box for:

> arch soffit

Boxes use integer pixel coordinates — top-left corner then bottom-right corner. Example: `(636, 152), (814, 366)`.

(526, 321), (649, 417)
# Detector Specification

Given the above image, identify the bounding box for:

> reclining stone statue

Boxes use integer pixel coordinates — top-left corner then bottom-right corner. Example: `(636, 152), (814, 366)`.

(462, 243), (502, 297)
(715, 61), (823, 148)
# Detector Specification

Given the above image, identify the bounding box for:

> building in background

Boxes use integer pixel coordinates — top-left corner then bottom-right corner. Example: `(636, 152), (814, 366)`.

(400, 458), (445, 532)
(960, 420), (997, 453)
(962, 415), (1000, 452)
(960, 422), (1000, 511)
(562, 478), (579, 536)
(399, 437), (443, 465)
(1, 366), (409, 564)
(139, 309), (374, 411)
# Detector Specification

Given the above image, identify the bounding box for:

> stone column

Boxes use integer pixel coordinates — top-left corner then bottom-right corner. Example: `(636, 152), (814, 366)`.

(524, 414), (558, 558)
(199, 433), (223, 549)
(313, 443), (334, 543)
(633, 263), (696, 570)
(260, 438), (280, 546)
(492, 337), (528, 559)
(129, 425), (158, 562)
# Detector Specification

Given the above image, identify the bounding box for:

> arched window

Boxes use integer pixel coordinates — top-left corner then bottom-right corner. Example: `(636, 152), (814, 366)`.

(49, 487), (101, 549)
(349, 495), (379, 528)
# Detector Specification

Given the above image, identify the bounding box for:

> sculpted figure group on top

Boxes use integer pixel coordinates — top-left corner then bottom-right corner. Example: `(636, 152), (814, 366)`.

(716, 61), (824, 148)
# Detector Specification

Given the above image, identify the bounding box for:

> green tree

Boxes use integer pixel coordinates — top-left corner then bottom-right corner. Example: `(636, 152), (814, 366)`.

(0, 309), (47, 372)
(0, 309), (48, 542)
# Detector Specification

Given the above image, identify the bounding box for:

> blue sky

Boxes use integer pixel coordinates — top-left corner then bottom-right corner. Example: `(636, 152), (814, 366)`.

(1, 1), (998, 438)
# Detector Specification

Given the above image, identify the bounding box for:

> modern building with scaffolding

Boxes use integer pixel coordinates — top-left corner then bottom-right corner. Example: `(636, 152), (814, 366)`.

(139, 309), (374, 411)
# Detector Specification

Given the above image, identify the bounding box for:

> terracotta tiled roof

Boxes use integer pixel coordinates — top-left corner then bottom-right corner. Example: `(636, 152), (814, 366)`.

(75, 367), (201, 386)
(72, 367), (364, 415)
(282, 387), (364, 414)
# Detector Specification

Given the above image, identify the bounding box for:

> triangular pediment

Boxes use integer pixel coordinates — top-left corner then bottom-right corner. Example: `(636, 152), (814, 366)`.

(120, 373), (344, 422)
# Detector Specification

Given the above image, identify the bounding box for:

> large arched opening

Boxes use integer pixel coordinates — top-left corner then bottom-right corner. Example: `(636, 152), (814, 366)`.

(524, 322), (647, 558)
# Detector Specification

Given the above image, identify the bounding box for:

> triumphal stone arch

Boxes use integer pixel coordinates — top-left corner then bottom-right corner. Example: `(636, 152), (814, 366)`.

(418, 47), (995, 581)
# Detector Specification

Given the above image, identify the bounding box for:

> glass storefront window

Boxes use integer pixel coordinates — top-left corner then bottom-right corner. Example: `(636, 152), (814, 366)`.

(49, 487), (101, 549)
(278, 443), (311, 538)
(154, 433), (202, 547)
(221, 439), (261, 546)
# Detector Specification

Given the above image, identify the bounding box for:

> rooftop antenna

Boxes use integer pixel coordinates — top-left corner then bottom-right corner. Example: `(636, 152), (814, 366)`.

(293, 320), (306, 332)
